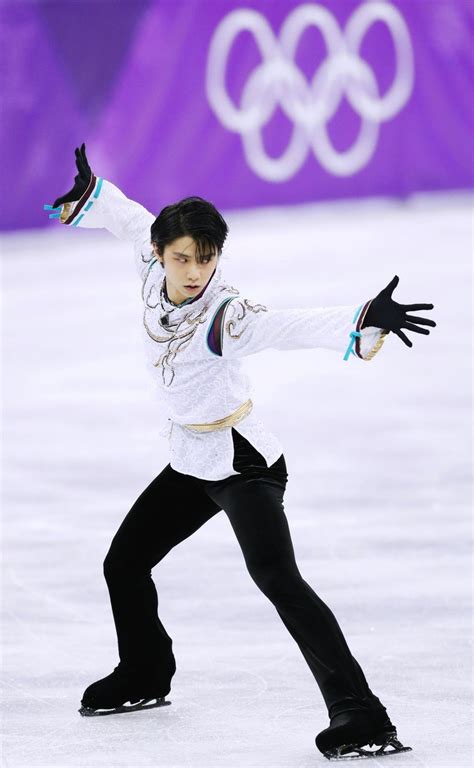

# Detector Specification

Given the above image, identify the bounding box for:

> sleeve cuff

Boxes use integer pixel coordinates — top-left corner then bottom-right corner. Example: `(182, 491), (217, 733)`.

(343, 299), (389, 361)
(60, 175), (103, 225)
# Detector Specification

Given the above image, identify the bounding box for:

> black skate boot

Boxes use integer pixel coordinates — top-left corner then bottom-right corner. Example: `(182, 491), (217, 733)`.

(315, 701), (412, 760)
(79, 659), (175, 717)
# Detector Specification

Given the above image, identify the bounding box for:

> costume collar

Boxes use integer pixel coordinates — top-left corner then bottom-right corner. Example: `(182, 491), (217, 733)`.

(158, 262), (226, 318)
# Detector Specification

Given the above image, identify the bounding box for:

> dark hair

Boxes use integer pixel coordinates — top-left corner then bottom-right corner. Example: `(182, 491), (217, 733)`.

(150, 196), (229, 267)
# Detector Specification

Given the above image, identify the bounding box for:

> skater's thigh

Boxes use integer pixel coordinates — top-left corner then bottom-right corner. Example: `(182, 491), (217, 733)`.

(106, 464), (221, 568)
(206, 471), (298, 574)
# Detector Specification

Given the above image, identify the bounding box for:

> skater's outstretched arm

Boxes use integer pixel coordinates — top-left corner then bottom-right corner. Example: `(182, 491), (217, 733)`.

(214, 278), (435, 362)
(43, 143), (156, 280)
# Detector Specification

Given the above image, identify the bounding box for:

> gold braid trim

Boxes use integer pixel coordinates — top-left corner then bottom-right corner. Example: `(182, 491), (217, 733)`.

(182, 399), (253, 432)
(363, 330), (389, 361)
(60, 202), (72, 223)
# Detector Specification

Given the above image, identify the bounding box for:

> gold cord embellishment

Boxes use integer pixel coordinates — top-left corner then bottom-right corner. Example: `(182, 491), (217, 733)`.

(143, 306), (209, 387)
(225, 298), (268, 339)
(60, 203), (72, 223)
(182, 399), (253, 432)
(364, 330), (389, 360)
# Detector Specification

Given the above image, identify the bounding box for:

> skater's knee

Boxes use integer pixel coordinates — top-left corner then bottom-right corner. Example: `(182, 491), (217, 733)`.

(103, 550), (148, 583)
(246, 560), (302, 601)
(103, 551), (122, 582)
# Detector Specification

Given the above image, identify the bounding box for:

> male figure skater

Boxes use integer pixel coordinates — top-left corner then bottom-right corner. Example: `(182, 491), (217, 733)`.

(44, 144), (435, 760)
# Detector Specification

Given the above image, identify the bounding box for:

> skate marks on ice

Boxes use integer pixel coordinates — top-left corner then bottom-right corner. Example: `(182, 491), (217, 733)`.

(157, 653), (341, 768)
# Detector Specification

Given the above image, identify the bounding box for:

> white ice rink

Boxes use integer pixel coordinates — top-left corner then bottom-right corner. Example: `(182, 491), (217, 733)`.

(1, 193), (472, 767)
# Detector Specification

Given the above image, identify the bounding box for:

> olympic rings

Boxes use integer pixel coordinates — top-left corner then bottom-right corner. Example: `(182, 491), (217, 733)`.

(205, 2), (414, 180)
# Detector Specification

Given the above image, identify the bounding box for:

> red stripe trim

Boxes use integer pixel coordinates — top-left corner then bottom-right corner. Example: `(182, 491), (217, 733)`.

(64, 174), (97, 225)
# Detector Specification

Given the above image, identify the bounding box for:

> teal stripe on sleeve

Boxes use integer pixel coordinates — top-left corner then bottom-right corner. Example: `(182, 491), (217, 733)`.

(93, 177), (103, 198)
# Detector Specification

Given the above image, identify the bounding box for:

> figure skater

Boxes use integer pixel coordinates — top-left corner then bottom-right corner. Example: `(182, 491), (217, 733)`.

(44, 144), (435, 760)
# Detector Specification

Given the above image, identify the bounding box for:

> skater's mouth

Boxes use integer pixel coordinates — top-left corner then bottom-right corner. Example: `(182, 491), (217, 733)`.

(184, 285), (200, 290)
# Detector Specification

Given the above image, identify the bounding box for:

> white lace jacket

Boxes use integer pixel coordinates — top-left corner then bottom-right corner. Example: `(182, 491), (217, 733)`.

(54, 175), (389, 480)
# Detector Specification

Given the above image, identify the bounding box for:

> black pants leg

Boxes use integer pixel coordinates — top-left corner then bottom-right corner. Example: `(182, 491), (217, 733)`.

(202, 429), (381, 719)
(103, 463), (221, 684)
(102, 428), (382, 718)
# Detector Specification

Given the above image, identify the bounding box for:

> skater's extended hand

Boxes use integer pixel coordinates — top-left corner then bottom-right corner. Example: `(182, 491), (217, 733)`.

(361, 275), (436, 348)
(51, 143), (92, 209)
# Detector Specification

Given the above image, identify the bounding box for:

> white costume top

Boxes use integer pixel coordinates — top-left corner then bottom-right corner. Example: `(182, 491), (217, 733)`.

(54, 174), (389, 481)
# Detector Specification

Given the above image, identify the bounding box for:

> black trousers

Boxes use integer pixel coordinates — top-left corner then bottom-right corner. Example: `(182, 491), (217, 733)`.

(103, 428), (383, 719)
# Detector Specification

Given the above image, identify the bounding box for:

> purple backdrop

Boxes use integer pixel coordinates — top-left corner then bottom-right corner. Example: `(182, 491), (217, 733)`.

(0, 0), (472, 230)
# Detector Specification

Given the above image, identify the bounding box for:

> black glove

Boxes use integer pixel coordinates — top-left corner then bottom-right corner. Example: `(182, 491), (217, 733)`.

(362, 275), (436, 348)
(52, 143), (92, 209)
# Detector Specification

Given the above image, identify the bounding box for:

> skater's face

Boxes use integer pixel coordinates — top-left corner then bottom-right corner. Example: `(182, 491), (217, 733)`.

(154, 236), (219, 305)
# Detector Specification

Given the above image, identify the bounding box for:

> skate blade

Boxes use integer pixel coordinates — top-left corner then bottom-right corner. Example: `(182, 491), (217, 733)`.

(323, 735), (412, 761)
(78, 697), (171, 717)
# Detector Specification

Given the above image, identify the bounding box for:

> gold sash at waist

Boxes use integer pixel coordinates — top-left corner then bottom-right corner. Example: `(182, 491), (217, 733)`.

(182, 399), (253, 433)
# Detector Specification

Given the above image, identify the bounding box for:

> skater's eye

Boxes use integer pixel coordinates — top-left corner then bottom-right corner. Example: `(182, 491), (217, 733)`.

(173, 254), (214, 264)
(172, 251), (215, 265)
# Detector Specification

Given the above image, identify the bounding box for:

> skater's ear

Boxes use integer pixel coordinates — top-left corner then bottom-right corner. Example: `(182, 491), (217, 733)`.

(151, 242), (163, 261)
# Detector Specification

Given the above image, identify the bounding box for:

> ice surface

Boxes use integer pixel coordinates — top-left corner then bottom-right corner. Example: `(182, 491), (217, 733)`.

(1, 192), (472, 767)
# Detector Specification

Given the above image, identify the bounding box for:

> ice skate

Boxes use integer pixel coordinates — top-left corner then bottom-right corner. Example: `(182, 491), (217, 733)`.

(315, 708), (412, 760)
(79, 661), (173, 717)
